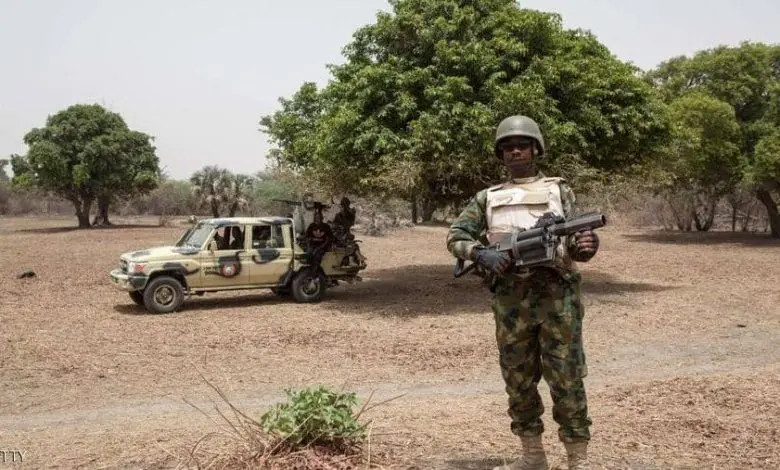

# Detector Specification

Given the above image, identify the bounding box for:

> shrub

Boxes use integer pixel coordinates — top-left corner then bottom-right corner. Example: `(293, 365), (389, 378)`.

(259, 386), (368, 450)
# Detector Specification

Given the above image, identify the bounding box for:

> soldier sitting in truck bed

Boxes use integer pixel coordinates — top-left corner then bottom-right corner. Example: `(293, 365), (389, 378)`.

(305, 211), (334, 269)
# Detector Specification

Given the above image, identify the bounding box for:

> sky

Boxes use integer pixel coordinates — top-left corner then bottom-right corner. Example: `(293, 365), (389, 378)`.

(1, 0), (779, 180)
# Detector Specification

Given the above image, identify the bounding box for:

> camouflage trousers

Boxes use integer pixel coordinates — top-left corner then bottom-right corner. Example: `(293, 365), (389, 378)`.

(490, 268), (592, 443)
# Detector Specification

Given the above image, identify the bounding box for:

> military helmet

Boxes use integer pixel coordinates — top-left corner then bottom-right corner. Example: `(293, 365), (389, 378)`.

(494, 115), (545, 158)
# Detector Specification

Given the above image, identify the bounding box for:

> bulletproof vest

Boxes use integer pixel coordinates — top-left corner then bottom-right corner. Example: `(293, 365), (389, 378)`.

(485, 176), (576, 271)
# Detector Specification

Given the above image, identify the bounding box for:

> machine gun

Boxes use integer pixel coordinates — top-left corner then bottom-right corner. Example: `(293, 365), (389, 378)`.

(272, 196), (332, 231)
(453, 211), (607, 278)
(271, 198), (331, 213)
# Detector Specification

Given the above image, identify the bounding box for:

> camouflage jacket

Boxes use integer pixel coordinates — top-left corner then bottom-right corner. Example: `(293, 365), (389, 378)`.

(446, 172), (582, 278)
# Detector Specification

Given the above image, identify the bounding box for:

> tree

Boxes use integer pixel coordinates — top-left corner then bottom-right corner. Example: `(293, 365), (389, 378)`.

(259, 83), (324, 170)
(190, 166), (256, 217)
(250, 168), (297, 215)
(750, 131), (780, 235)
(651, 92), (742, 231)
(227, 174), (256, 217)
(260, 0), (668, 220)
(647, 41), (780, 237)
(88, 129), (161, 225)
(9, 104), (160, 228)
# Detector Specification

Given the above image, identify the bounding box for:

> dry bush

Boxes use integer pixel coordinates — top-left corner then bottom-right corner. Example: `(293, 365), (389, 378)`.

(0, 182), (10, 214)
(569, 176), (666, 229)
(574, 175), (773, 233)
(721, 186), (770, 232)
(352, 197), (414, 236)
(0, 186), (73, 216)
(118, 180), (198, 217)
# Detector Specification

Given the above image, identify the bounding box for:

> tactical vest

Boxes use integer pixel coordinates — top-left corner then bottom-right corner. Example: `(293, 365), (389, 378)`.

(485, 176), (577, 272)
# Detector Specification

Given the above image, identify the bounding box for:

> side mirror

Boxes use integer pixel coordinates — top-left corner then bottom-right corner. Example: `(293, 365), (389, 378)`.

(208, 240), (218, 252)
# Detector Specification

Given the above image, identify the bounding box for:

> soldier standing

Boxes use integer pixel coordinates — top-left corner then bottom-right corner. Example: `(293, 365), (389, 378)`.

(446, 115), (600, 470)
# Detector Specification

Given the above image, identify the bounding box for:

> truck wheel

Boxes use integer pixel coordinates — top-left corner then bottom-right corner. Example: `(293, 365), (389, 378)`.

(142, 276), (185, 314)
(129, 291), (144, 306)
(291, 269), (326, 303)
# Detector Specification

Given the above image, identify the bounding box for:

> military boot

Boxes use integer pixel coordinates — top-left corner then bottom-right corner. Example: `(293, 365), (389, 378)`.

(492, 435), (549, 470)
(564, 441), (589, 470)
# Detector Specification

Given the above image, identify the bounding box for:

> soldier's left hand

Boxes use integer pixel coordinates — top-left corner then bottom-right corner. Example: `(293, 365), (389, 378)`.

(574, 230), (599, 256)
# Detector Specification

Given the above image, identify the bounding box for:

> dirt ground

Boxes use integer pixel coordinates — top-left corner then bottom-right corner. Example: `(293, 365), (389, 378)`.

(1, 215), (778, 469)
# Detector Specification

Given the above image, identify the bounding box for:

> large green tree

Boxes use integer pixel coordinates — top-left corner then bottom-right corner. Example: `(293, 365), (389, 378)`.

(10, 103), (160, 228)
(650, 92), (742, 231)
(647, 41), (780, 237)
(260, 0), (668, 219)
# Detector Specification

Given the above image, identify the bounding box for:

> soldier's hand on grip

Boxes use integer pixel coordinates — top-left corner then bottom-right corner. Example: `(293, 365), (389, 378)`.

(574, 230), (599, 257)
(474, 248), (512, 275)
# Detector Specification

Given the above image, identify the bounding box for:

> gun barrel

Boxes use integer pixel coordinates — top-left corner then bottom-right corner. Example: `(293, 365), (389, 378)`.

(552, 212), (607, 236)
(272, 198), (302, 205)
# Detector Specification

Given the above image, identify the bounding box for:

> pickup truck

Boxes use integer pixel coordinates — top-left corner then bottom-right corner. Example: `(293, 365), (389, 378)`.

(109, 216), (367, 314)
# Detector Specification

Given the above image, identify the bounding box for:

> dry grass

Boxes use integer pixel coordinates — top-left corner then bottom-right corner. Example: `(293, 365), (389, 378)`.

(1, 214), (779, 469)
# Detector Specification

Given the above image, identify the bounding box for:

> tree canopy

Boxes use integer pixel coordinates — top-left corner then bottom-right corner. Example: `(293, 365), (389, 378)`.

(647, 41), (780, 236)
(260, 0), (668, 217)
(10, 103), (160, 227)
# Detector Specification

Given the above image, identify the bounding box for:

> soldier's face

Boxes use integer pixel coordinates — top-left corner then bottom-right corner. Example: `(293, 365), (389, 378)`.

(499, 137), (536, 174)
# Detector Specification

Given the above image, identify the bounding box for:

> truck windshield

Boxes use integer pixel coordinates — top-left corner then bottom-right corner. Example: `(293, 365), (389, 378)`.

(176, 223), (214, 248)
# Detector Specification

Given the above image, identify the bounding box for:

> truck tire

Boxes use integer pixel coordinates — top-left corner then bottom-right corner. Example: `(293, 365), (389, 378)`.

(291, 269), (326, 303)
(143, 275), (185, 314)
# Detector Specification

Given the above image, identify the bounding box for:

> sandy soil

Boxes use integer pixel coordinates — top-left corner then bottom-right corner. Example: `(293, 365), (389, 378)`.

(1, 215), (778, 469)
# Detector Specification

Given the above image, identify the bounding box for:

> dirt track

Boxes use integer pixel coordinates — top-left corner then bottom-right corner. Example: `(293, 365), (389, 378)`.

(1, 216), (778, 469)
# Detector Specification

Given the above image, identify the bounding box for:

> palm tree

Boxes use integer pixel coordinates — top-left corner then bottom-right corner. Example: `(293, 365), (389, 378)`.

(190, 166), (256, 217)
(190, 166), (230, 217)
(226, 173), (255, 216)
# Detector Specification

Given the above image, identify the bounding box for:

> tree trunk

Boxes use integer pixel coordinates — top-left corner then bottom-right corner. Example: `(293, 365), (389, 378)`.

(210, 199), (220, 218)
(74, 198), (93, 229)
(421, 197), (436, 222)
(92, 194), (112, 226)
(693, 194), (718, 231)
(755, 183), (780, 238)
(668, 196), (693, 231)
(741, 203), (757, 232)
(410, 195), (418, 225)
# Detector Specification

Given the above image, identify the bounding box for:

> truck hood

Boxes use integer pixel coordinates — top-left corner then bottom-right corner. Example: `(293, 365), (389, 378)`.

(121, 245), (200, 262)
